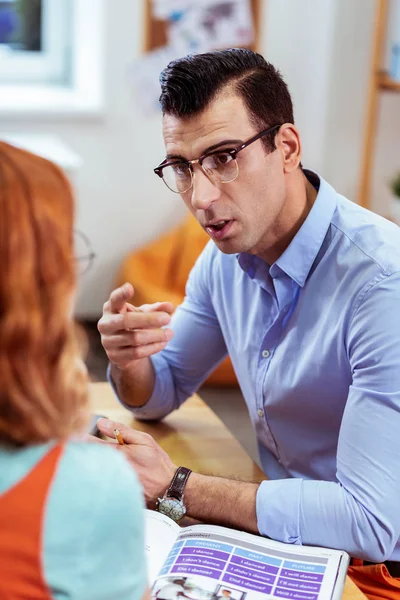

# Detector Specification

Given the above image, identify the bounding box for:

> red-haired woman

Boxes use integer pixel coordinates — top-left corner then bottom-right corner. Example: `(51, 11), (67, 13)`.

(0, 142), (149, 600)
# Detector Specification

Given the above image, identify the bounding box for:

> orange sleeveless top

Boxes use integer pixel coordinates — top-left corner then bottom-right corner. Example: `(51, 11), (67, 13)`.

(0, 444), (63, 599)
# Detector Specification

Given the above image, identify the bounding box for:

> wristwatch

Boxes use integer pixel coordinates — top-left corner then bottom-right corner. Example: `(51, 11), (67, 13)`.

(157, 466), (192, 522)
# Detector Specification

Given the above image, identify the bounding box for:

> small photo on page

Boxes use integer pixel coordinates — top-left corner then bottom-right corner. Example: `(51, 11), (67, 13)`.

(153, 576), (188, 600)
(212, 584), (247, 600)
(153, 575), (218, 600)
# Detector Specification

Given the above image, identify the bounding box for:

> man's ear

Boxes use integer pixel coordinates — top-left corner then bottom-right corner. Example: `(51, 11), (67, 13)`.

(277, 124), (302, 173)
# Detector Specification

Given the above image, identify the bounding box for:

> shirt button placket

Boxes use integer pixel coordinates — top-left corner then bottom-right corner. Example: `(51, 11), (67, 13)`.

(258, 349), (271, 419)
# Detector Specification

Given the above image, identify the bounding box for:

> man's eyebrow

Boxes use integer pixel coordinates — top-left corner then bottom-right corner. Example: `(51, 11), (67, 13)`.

(165, 139), (243, 162)
(203, 139), (243, 154)
(165, 153), (186, 161)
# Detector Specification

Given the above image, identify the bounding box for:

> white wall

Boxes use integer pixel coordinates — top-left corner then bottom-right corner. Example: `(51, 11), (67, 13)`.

(263, 0), (337, 175)
(1, 0), (398, 317)
(266, 0), (400, 214)
(323, 0), (376, 201)
(0, 1), (187, 318)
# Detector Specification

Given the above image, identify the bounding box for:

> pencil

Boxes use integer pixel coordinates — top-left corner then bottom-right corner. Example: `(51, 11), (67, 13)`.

(113, 428), (125, 445)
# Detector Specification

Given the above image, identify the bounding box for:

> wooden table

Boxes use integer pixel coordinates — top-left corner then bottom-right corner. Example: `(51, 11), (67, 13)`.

(89, 382), (367, 600)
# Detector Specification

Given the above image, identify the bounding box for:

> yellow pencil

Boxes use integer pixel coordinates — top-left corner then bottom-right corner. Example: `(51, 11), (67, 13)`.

(113, 428), (125, 445)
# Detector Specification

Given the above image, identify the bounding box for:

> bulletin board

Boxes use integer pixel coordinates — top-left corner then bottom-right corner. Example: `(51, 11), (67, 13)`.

(143, 0), (262, 53)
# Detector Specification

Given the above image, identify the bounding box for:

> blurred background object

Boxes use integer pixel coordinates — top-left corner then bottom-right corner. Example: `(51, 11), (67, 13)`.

(0, 0), (41, 50)
(389, 169), (400, 223)
(0, 0), (20, 46)
(0, 0), (399, 463)
(131, 0), (258, 115)
(0, 0), (70, 86)
(14, 0), (42, 51)
(387, 0), (400, 81)
(358, 0), (400, 216)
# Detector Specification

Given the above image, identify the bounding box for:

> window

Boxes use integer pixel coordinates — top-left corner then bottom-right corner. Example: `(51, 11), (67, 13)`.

(0, 0), (70, 84)
(0, 0), (104, 117)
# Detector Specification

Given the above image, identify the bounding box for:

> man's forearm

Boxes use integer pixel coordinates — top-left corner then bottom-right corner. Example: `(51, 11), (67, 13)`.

(184, 473), (260, 534)
(110, 359), (156, 408)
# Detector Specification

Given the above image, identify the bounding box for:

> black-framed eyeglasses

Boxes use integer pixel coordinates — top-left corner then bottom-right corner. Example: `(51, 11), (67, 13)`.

(154, 124), (282, 194)
(74, 229), (96, 275)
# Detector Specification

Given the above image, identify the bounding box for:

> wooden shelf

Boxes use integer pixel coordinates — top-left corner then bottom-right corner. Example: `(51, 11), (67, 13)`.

(378, 72), (400, 92)
(357, 0), (400, 208)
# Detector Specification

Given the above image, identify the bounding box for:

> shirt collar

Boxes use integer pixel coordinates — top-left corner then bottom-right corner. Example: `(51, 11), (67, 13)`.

(237, 252), (258, 278)
(273, 171), (337, 287)
(237, 170), (338, 287)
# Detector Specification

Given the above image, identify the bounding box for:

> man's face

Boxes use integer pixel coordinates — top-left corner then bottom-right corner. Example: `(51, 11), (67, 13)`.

(162, 91), (287, 258)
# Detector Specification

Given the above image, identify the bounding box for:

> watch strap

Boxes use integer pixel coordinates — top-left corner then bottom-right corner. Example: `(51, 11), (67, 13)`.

(166, 466), (192, 500)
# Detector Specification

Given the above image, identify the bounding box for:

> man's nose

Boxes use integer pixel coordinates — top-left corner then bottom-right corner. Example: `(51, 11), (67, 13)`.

(189, 166), (221, 211)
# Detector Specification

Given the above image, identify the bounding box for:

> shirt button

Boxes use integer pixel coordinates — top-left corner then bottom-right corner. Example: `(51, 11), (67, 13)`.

(262, 349), (270, 358)
(257, 409), (264, 417)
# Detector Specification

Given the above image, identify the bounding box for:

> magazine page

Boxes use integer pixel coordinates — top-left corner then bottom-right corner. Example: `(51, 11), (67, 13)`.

(146, 509), (181, 583)
(151, 523), (349, 600)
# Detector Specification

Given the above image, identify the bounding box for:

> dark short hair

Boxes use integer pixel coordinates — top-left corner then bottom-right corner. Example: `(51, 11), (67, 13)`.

(159, 48), (294, 152)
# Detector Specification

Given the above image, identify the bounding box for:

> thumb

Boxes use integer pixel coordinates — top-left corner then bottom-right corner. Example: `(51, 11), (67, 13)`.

(108, 283), (135, 314)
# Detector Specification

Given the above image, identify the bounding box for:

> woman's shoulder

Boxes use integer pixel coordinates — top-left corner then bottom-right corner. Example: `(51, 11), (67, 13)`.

(49, 440), (145, 531)
(43, 441), (146, 598)
(61, 440), (135, 474)
(57, 440), (143, 502)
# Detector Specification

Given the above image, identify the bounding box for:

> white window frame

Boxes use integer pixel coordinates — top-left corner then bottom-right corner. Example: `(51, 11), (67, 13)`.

(0, 0), (105, 117)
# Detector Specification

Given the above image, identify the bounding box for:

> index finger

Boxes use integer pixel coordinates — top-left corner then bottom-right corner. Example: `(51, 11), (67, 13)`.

(97, 418), (154, 445)
(123, 310), (171, 330)
(139, 301), (175, 315)
(107, 283), (134, 314)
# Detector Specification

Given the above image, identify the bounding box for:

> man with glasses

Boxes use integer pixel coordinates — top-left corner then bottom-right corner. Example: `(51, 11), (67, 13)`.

(98, 49), (400, 595)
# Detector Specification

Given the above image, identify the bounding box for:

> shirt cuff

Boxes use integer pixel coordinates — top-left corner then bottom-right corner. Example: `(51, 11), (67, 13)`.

(106, 353), (177, 420)
(256, 478), (303, 545)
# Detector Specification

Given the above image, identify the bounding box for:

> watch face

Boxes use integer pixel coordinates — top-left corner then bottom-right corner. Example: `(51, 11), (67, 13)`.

(158, 497), (186, 521)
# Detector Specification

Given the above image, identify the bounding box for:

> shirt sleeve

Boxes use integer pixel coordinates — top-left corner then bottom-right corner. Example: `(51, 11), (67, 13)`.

(256, 271), (400, 562)
(110, 242), (229, 421)
(44, 443), (148, 599)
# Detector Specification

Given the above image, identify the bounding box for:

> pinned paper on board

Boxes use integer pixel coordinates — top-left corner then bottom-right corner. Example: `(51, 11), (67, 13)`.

(167, 0), (254, 54)
(131, 0), (255, 115)
(151, 0), (191, 21)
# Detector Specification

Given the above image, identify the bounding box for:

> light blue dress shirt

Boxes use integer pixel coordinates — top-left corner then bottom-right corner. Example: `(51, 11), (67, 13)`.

(114, 171), (400, 563)
(0, 441), (147, 599)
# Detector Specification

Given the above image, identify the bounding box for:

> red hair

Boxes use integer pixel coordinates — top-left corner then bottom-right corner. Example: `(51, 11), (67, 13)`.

(0, 142), (88, 445)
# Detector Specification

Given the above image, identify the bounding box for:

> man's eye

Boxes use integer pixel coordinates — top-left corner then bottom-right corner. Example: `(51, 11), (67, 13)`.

(172, 164), (189, 176)
(213, 152), (233, 166)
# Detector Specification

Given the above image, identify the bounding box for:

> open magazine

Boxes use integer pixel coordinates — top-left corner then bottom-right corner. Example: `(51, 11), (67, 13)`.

(145, 510), (350, 600)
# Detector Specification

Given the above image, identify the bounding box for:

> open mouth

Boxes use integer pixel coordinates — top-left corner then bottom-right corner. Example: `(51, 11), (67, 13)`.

(208, 220), (229, 231)
(205, 220), (233, 239)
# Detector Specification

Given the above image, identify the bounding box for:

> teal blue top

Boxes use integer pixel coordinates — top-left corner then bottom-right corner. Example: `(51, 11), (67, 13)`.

(0, 441), (147, 599)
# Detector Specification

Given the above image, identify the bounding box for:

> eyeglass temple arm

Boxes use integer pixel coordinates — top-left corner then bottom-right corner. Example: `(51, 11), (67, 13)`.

(238, 124), (282, 152)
